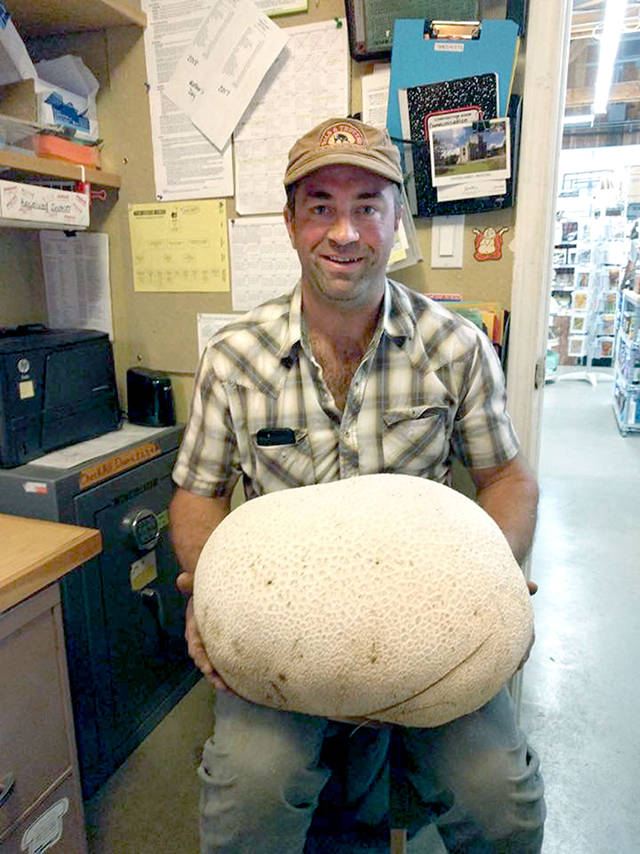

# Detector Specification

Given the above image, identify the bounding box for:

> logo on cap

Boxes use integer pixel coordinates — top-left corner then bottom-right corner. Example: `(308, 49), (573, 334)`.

(319, 122), (366, 148)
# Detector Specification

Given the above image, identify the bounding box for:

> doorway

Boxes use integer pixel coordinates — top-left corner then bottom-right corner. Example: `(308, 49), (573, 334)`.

(517, 2), (640, 851)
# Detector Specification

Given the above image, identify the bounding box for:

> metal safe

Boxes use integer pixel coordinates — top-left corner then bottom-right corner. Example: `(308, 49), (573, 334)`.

(0, 423), (198, 797)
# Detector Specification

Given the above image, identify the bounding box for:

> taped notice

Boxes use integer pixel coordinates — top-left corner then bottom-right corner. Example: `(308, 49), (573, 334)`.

(130, 551), (158, 592)
(23, 482), (48, 495)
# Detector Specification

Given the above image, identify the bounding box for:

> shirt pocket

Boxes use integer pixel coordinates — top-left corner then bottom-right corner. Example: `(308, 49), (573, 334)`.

(251, 428), (315, 493)
(382, 404), (451, 477)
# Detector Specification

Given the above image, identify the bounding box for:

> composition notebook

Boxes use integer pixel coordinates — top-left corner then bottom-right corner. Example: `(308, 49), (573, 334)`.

(398, 73), (499, 216)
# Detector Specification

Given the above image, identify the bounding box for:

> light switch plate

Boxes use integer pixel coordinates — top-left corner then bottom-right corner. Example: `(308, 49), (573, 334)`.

(431, 215), (465, 268)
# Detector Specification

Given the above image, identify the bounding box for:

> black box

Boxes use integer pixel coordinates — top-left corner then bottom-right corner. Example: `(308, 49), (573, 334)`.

(127, 366), (175, 427)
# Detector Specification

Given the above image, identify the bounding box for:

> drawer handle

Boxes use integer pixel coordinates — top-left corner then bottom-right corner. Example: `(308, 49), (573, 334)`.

(0, 772), (15, 807)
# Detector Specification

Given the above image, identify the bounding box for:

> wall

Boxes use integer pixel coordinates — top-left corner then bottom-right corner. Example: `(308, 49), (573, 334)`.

(0, 1), (523, 424)
(0, 230), (45, 325)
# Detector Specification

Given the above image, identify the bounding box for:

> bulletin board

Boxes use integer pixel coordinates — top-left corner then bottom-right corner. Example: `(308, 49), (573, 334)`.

(13, 1), (523, 417)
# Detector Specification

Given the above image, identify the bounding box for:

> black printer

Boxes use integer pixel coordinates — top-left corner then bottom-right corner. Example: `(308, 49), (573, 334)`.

(0, 325), (121, 467)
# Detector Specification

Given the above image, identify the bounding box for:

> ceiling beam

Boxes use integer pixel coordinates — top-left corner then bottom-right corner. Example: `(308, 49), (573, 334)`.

(571, 6), (640, 39)
(565, 79), (640, 106)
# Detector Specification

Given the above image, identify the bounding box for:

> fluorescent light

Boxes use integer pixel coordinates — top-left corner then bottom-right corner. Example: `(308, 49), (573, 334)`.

(592, 0), (627, 115)
(563, 114), (595, 125)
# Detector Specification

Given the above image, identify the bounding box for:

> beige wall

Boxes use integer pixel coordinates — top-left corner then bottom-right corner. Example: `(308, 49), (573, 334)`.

(0, 3), (523, 423)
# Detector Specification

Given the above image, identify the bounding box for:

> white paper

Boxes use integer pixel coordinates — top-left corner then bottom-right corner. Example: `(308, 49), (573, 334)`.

(437, 179), (507, 202)
(141, 0), (234, 201)
(0, 11), (36, 85)
(35, 55), (98, 96)
(233, 19), (349, 215)
(40, 231), (113, 338)
(165, 0), (287, 151)
(362, 66), (390, 130)
(255, 0), (308, 14)
(32, 423), (167, 469)
(228, 215), (300, 310)
(197, 312), (238, 356)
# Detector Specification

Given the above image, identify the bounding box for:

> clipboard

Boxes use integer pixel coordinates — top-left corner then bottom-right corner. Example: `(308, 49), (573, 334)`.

(387, 19), (521, 217)
(387, 19), (520, 139)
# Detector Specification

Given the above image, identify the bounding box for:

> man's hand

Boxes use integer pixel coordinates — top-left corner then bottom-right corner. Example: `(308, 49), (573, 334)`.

(184, 597), (235, 693)
(177, 569), (194, 597)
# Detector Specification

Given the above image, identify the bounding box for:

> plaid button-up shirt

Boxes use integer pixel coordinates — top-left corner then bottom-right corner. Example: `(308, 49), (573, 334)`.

(172, 279), (519, 500)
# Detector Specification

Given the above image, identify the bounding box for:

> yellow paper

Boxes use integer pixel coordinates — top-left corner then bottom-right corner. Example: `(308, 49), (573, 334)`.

(388, 220), (409, 267)
(128, 200), (230, 292)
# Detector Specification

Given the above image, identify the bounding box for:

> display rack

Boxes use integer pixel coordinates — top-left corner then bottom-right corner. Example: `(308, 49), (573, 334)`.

(553, 211), (624, 387)
(612, 288), (640, 435)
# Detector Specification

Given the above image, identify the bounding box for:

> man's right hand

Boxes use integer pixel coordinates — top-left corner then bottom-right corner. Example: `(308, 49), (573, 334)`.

(184, 596), (234, 693)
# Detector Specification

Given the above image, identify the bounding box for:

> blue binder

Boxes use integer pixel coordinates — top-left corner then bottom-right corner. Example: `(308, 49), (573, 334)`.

(387, 19), (520, 146)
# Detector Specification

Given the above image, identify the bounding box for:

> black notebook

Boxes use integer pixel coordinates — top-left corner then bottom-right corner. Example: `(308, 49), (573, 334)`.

(398, 73), (499, 217)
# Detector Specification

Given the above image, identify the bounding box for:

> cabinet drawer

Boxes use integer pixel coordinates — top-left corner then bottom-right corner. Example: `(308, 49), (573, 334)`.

(0, 589), (73, 836)
(0, 775), (86, 854)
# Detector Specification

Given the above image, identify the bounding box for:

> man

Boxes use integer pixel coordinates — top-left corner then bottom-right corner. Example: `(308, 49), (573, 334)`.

(170, 117), (545, 853)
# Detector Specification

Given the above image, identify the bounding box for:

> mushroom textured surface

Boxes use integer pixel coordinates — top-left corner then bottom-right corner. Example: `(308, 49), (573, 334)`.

(193, 473), (533, 726)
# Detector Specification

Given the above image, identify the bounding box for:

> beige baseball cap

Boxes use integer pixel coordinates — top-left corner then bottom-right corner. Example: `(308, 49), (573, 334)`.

(284, 117), (403, 187)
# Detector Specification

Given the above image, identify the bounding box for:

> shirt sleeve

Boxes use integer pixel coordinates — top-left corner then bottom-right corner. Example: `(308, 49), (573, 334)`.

(172, 348), (241, 497)
(450, 330), (520, 470)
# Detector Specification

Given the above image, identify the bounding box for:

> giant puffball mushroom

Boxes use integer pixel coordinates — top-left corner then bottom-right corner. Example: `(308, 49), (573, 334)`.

(193, 473), (534, 727)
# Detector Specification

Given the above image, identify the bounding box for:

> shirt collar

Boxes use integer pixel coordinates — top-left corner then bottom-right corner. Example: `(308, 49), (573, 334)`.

(278, 282), (303, 365)
(278, 278), (416, 364)
(381, 279), (416, 345)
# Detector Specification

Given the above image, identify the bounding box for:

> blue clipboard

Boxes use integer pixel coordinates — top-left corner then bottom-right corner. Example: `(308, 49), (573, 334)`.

(387, 18), (520, 150)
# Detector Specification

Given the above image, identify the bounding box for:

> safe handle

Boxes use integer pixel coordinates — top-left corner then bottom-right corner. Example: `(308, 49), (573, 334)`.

(0, 772), (15, 807)
(141, 587), (167, 634)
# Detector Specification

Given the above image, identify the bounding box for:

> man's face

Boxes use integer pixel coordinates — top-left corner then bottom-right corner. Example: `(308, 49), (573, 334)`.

(284, 164), (401, 313)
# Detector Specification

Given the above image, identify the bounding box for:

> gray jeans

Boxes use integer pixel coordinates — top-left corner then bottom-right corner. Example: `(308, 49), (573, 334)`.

(198, 687), (545, 853)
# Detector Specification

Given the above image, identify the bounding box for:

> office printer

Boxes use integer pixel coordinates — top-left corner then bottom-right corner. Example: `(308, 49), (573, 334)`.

(0, 324), (121, 467)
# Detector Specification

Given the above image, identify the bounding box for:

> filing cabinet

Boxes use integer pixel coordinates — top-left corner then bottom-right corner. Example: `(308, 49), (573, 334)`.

(0, 585), (86, 853)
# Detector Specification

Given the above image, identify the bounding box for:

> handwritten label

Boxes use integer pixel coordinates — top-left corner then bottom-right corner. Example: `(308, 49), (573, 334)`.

(79, 442), (161, 490)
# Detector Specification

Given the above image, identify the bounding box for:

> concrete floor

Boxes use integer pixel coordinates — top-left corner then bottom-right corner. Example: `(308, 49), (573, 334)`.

(519, 369), (640, 853)
(84, 370), (640, 852)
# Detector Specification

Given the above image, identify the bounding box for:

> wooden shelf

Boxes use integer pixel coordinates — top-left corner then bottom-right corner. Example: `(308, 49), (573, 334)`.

(8, 1), (146, 37)
(0, 147), (120, 188)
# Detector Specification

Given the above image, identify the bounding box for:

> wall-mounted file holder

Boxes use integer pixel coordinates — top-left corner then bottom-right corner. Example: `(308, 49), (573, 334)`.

(345, 0), (479, 61)
(398, 93), (522, 218)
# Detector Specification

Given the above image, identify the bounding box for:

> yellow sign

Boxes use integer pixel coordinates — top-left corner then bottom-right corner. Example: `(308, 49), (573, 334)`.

(130, 552), (158, 592)
(79, 442), (162, 490)
(128, 199), (230, 292)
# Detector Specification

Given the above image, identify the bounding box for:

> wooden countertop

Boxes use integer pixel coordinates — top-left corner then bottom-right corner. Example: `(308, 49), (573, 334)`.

(0, 514), (102, 612)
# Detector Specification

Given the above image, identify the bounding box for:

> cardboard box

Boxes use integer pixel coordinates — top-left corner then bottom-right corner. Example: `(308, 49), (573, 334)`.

(0, 9), (99, 140)
(0, 76), (98, 142)
(0, 179), (89, 228)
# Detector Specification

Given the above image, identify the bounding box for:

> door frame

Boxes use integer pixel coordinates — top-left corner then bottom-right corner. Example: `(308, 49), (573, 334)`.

(505, 0), (572, 711)
(506, 0), (573, 471)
